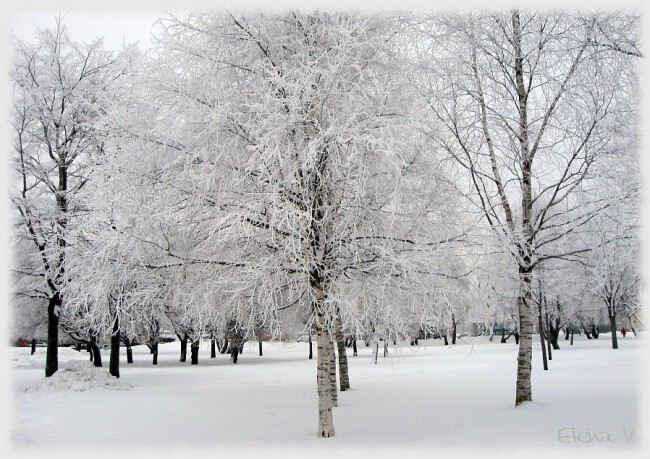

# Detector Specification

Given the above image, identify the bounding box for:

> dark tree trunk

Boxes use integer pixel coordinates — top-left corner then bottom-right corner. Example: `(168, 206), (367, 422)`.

(352, 339), (357, 357)
(90, 340), (102, 367)
(548, 314), (560, 350)
(258, 339), (263, 357)
(211, 338), (216, 358)
(231, 346), (239, 364)
(179, 336), (188, 362)
(126, 342), (133, 364)
(591, 324), (599, 339)
(537, 303), (548, 371)
(309, 333), (313, 360)
(45, 294), (61, 377)
(451, 313), (457, 345)
(109, 316), (120, 378)
(545, 313), (553, 361)
(549, 329), (560, 350)
(152, 342), (158, 365)
(220, 337), (229, 354)
(383, 340), (388, 357)
(564, 328), (570, 340)
(31, 338), (36, 355)
(87, 342), (93, 361)
(609, 313), (618, 350)
(514, 332), (520, 344)
(190, 340), (199, 365)
(442, 334), (449, 346)
(570, 329), (574, 346)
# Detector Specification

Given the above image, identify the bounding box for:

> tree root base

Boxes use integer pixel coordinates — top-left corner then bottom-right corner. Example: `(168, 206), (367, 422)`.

(319, 429), (335, 438)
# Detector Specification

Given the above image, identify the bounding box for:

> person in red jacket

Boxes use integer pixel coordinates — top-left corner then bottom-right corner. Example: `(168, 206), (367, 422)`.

(621, 328), (627, 338)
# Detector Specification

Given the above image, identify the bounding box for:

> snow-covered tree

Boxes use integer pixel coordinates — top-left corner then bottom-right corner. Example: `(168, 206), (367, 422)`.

(11, 20), (126, 376)
(411, 10), (639, 404)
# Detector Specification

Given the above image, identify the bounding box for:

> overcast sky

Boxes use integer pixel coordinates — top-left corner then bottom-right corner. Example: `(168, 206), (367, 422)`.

(10, 11), (163, 50)
(7, 0), (645, 52)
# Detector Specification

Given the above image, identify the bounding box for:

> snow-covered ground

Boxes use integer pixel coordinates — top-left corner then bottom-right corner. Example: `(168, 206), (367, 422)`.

(9, 333), (642, 455)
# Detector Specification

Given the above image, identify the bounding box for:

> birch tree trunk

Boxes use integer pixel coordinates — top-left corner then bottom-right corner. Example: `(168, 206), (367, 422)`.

(513, 10), (534, 405)
(515, 266), (534, 404)
(316, 318), (335, 437)
(329, 340), (338, 407)
(335, 316), (350, 391)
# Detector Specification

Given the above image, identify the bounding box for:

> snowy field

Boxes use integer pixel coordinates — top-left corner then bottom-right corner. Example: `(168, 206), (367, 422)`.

(9, 334), (642, 455)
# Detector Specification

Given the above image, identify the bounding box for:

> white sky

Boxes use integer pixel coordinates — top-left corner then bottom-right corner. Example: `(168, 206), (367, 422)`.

(10, 11), (162, 50)
(5, 0), (646, 51)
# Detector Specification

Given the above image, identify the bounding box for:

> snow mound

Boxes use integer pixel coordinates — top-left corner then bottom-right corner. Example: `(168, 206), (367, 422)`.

(24, 360), (134, 393)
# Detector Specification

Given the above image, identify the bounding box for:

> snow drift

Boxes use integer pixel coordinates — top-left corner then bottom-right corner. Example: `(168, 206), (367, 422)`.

(23, 359), (133, 394)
